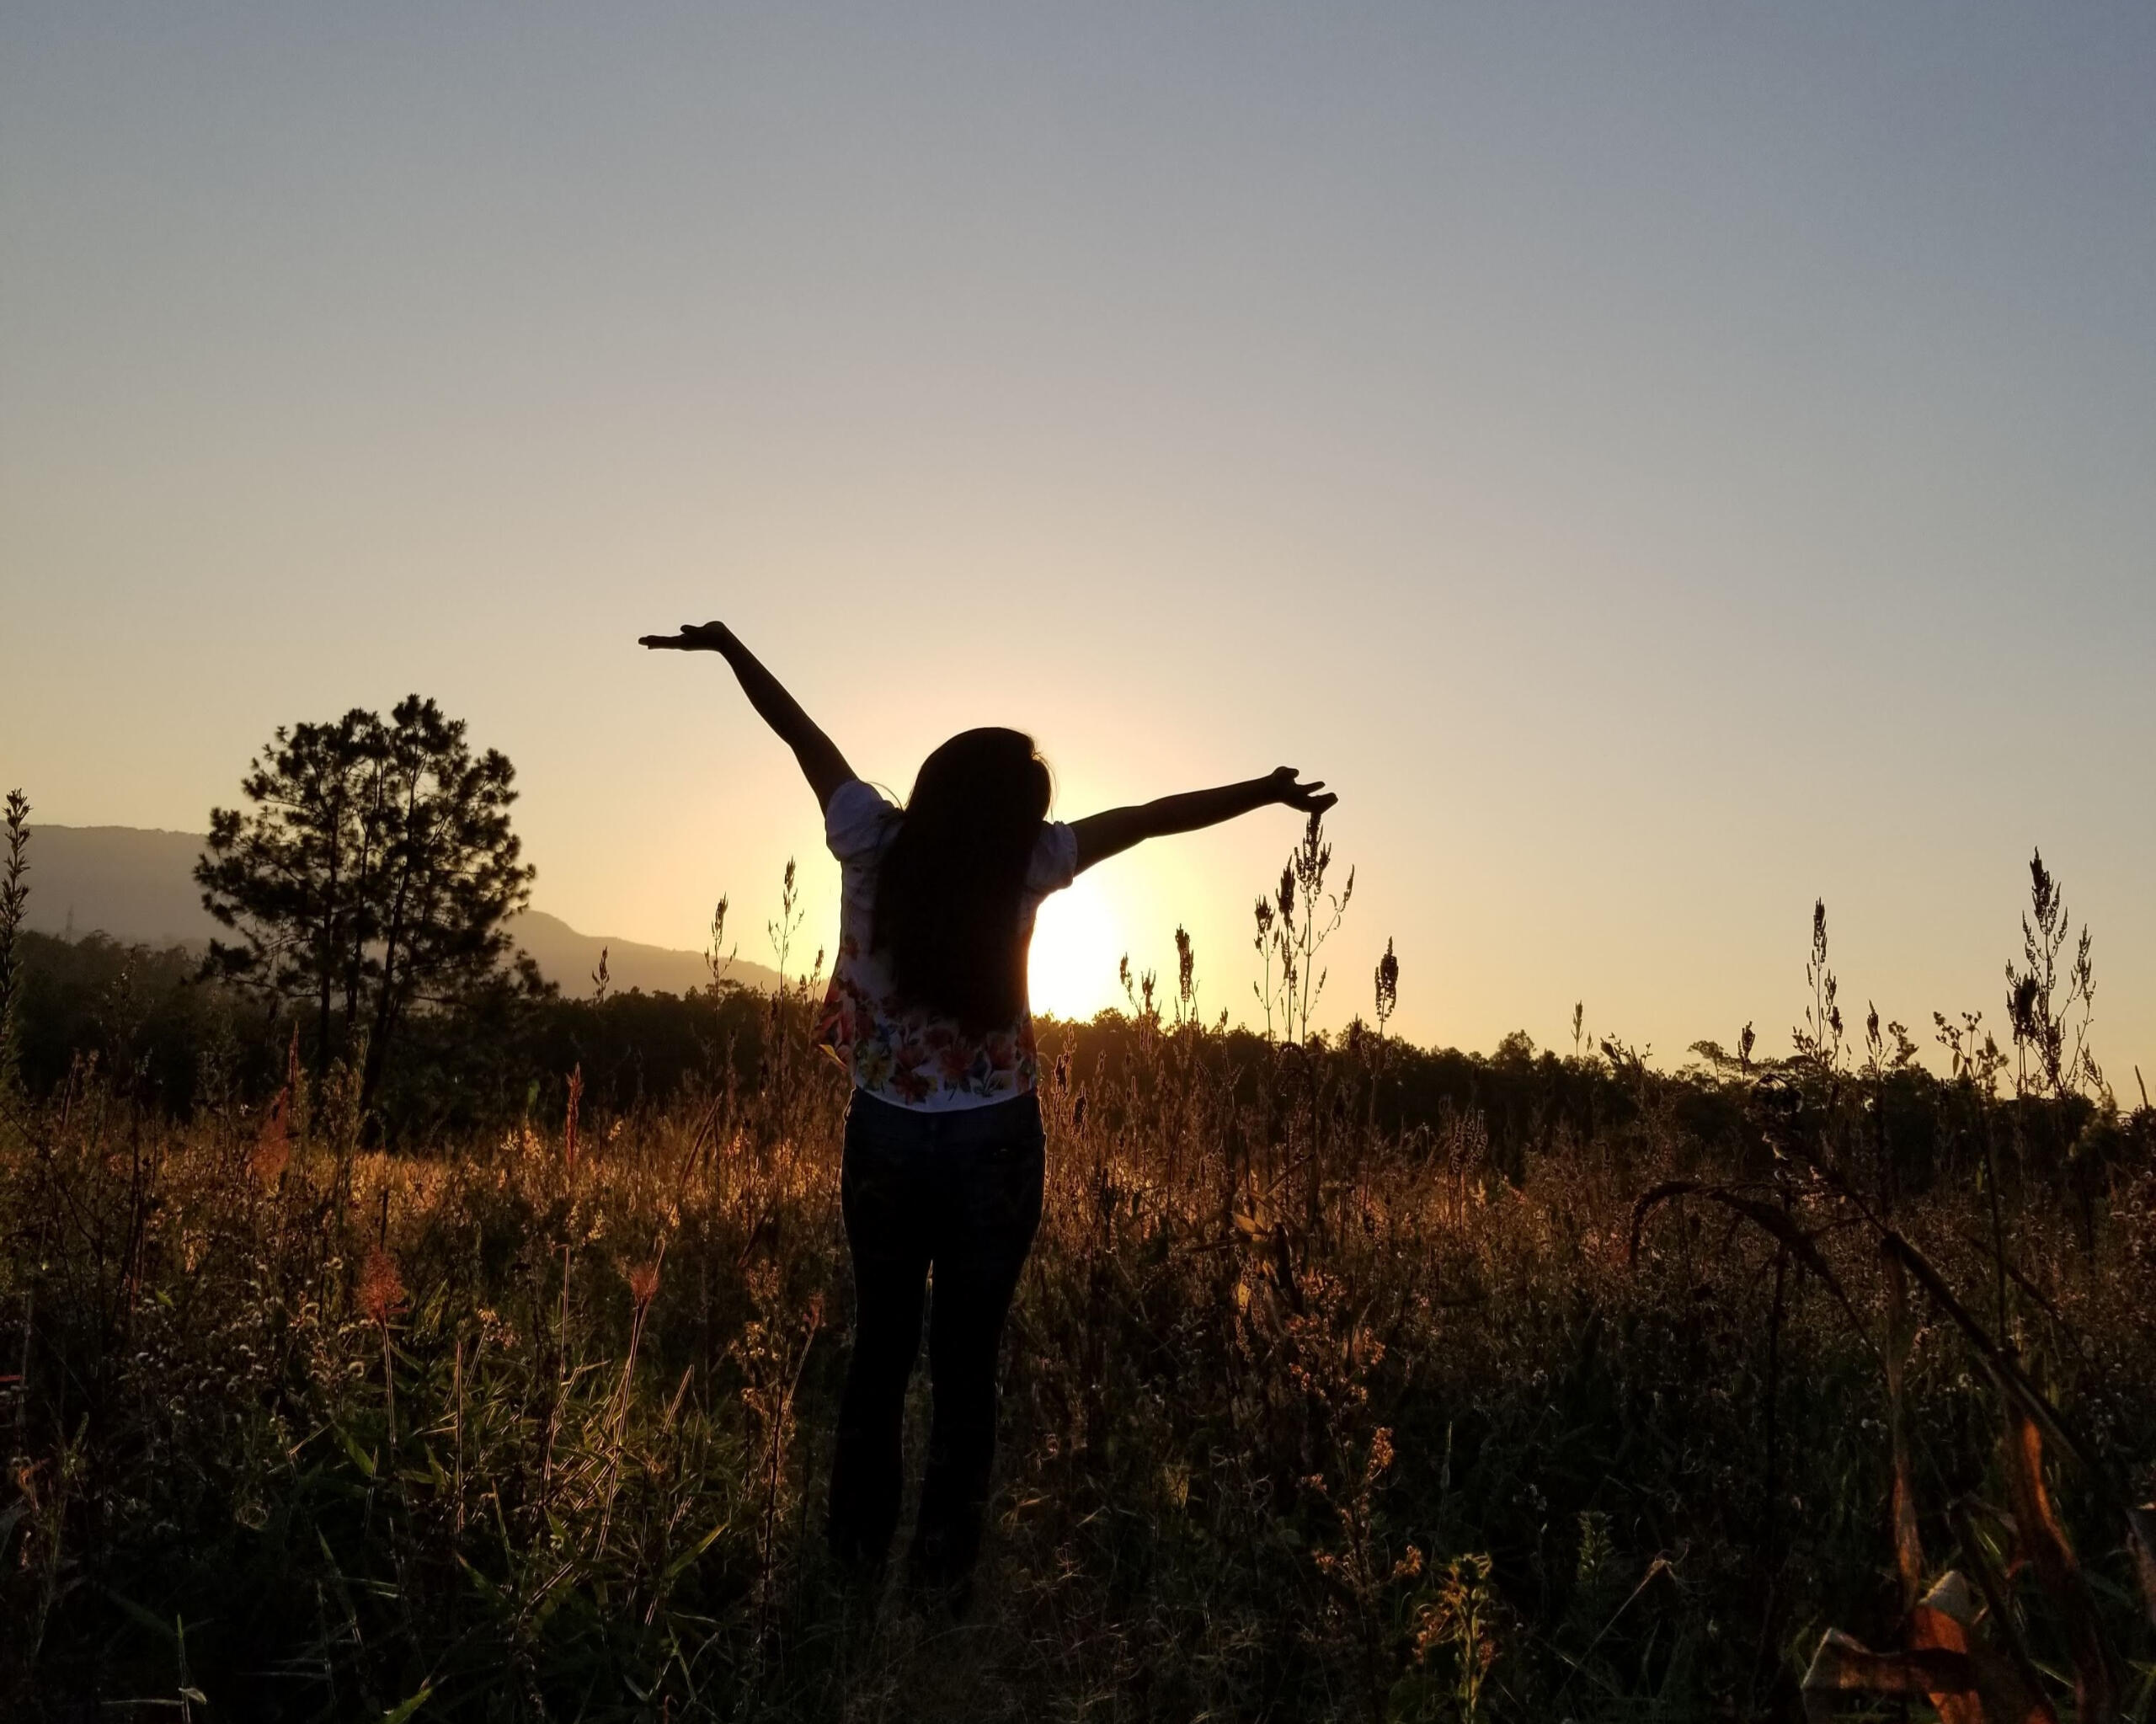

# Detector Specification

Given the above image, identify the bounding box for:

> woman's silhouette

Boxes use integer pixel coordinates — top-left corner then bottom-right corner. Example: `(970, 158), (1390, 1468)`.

(640, 620), (1333, 1604)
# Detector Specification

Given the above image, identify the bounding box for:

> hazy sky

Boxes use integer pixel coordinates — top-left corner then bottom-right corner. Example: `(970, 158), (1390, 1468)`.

(5, 5), (2153, 1075)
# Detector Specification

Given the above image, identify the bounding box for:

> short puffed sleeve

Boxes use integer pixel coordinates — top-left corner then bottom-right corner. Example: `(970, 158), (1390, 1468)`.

(824, 779), (898, 867)
(1024, 821), (1080, 899)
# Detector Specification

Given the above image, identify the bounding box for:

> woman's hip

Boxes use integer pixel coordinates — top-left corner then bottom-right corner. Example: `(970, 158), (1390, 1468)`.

(841, 1087), (1044, 1252)
(844, 1086), (1043, 1157)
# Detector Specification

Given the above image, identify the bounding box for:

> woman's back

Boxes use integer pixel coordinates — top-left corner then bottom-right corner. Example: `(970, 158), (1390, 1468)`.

(815, 777), (1077, 1108)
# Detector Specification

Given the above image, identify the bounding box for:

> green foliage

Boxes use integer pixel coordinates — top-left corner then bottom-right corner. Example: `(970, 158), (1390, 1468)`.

(7, 930), (280, 1112)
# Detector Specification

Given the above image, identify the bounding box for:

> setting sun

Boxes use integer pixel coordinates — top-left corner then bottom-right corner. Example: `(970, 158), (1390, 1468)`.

(1028, 869), (1125, 1022)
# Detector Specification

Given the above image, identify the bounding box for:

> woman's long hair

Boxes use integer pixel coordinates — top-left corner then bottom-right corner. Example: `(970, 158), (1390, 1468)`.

(873, 728), (1052, 1030)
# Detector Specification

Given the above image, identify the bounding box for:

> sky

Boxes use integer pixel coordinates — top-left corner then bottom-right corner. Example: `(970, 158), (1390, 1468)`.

(4, 4), (2153, 1078)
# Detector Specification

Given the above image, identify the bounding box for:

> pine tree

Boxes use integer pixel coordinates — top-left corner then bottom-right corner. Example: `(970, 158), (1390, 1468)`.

(195, 696), (539, 1113)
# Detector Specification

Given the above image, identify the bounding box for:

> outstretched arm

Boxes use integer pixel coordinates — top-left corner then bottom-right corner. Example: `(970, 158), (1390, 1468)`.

(1070, 768), (1335, 873)
(638, 621), (855, 810)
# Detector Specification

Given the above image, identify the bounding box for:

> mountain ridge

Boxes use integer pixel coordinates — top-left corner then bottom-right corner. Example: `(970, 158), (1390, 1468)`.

(15, 824), (782, 998)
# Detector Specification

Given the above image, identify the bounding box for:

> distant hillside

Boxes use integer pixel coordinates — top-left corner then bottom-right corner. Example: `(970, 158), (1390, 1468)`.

(22, 826), (217, 945)
(17, 825), (779, 998)
(510, 910), (782, 1000)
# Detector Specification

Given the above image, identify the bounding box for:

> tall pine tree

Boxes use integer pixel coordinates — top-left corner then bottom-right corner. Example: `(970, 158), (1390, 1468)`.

(196, 696), (540, 1113)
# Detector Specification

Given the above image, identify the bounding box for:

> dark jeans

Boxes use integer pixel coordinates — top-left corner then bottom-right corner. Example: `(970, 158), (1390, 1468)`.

(825, 1087), (1045, 1588)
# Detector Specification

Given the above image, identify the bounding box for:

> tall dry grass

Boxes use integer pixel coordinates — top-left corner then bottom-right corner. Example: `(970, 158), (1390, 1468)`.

(2, 846), (2153, 1720)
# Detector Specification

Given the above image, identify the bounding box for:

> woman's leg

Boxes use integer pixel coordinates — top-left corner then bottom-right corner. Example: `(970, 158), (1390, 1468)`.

(826, 1111), (933, 1572)
(910, 1129), (1044, 1590)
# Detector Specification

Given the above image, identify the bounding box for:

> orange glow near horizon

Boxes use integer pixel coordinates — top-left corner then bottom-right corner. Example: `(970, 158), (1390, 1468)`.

(1027, 871), (1127, 1022)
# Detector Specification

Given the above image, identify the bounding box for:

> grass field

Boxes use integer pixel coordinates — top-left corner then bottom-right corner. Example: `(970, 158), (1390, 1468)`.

(3, 963), (2153, 1721)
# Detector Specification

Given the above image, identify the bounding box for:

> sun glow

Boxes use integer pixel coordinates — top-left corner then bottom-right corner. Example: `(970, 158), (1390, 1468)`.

(1028, 871), (1127, 1022)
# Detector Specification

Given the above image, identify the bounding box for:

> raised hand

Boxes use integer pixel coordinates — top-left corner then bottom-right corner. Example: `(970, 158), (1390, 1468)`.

(638, 621), (734, 651)
(643, 621), (856, 808)
(1268, 766), (1337, 815)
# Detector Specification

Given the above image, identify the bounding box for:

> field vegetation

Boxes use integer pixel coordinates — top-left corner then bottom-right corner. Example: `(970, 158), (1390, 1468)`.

(1, 787), (2152, 1721)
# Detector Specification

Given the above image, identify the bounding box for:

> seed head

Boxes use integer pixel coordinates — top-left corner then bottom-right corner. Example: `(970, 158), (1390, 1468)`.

(250, 1087), (291, 1187)
(563, 1065), (584, 1173)
(357, 1243), (408, 1328)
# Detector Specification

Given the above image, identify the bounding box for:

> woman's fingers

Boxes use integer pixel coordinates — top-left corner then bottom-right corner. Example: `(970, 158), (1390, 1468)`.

(1272, 766), (1335, 803)
(638, 622), (728, 649)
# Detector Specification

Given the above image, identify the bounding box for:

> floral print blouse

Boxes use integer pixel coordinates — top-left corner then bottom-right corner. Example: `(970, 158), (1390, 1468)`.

(814, 778), (1078, 1111)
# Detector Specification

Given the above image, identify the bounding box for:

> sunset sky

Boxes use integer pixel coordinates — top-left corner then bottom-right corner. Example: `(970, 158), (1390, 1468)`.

(5, 6), (2153, 1074)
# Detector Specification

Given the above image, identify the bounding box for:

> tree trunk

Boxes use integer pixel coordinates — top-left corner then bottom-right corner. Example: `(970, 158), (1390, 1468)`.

(316, 875), (337, 1081)
(358, 777), (422, 1119)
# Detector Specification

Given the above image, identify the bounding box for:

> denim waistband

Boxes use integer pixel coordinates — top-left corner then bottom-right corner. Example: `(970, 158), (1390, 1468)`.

(846, 1086), (1043, 1150)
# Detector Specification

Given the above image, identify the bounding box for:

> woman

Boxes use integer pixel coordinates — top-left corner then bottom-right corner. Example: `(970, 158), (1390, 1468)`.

(639, 619), (1334, 1603)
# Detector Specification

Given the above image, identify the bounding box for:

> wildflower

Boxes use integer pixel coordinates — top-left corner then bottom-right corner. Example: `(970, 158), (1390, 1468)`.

(357, 1243), (408, 1327)
(563, 1065), (584, 1173)
(627, 1259), (661, 1309)
(250, 1087), (291, 1187)
(1415, 1551), (1500, 1713)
